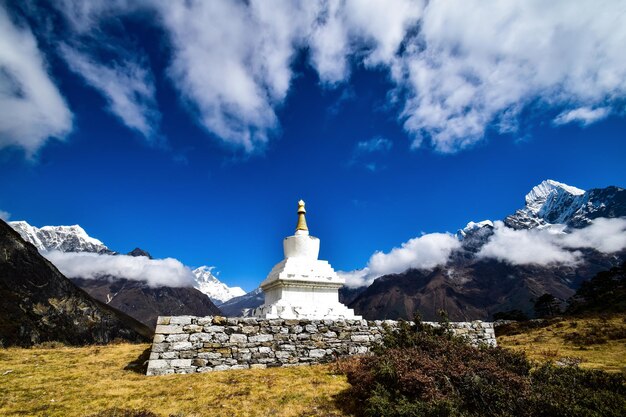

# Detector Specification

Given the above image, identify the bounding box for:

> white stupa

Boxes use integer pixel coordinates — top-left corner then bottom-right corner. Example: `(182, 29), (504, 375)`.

(253, 200), (360, 320)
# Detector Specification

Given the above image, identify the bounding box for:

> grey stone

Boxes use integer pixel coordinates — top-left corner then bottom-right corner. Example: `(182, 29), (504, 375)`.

(156, 316), (171, 325)
(171, 359), (192, 368)
(351, 335), (370, 342)
(189, 333), (212, 342)
(241, 326), (259, 334)
(155, 324), (184, 334)
(197, 352), (222, 360)
(229, 334), (247, 343)
(213, 333), (229, 342)
(166, 333), (190, 343)
(197, 317), (213, 326)
(171, 341), (193, 351)
(169, 316), (193, 325)
(151, 343), (169, 353)
(305, 324), (318, 333)
(309, 349), (327, 358)
(249, 334), (273, 343)
(147, 360), (169, 369)
(184, 324), (203, 332)
(204, 325), (225, 333)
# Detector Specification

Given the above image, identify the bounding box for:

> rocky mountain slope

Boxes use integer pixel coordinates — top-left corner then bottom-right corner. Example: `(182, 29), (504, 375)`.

(505, 180), (625, 229)
(218, 288), (264, 317)
(192, 266), (246, 305)
(349, 181), (626, 321)
(70, 276), (222, 327)
(0, 220), (152, 347)
(8, 221), (224, 327)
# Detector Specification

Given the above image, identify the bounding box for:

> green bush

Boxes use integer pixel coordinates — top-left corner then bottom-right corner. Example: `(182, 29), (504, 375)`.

(339, 315), (626, 417)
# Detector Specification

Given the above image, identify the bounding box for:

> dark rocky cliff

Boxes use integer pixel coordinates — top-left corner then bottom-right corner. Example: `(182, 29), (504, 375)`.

(0, 220), (152, 347)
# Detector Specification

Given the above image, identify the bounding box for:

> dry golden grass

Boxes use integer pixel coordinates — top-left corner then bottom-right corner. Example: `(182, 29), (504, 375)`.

(497, 315), (626, 373)
(0, 343), (351, 417)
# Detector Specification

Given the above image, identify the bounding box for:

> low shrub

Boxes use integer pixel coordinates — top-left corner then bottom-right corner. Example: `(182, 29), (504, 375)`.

(562, 322), (626, 346)
(339, 315), (626, 417)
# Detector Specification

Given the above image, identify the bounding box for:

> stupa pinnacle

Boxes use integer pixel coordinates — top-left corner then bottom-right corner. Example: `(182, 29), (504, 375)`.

(252, 201), (360, 320)
(295, 200), (308, 233)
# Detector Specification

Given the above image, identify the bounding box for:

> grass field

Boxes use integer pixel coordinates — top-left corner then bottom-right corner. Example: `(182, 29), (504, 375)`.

(497, 315), (626, 373)
(0, 343), (351, 417)
(2, 316), (624, 416)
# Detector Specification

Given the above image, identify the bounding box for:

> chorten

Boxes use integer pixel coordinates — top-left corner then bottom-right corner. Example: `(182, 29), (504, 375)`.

(253, 200), (360, 320)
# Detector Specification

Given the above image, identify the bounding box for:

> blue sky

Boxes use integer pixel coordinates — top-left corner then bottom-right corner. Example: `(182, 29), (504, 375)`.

(1, 1), (625, 291)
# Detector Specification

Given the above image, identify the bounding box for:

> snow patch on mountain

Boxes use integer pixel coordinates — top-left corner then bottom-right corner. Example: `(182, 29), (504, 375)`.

(192, 266), (246, 304)
(9, 221), (112, 253)
(457, 220), (494, 239)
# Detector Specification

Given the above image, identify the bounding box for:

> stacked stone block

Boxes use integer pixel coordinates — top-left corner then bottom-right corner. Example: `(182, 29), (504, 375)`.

(146, 316), (496, 376)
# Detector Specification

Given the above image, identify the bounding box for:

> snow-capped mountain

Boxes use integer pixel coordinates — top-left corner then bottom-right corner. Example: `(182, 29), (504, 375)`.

(192, 266), (246, 305)
(457, 220), (494, 239)
(505, 180), (625, 229)
(9, 221), (112, 254)
(350, 180), (626, 321)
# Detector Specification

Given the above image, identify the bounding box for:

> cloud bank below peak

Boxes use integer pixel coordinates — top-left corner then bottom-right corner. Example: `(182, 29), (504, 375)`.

(5, 0), (626, 155)
(341, 218), (626, 288)
(478, 218), (626, 266)
(44, 250), (197, 288)
(340, 232), (461, 288)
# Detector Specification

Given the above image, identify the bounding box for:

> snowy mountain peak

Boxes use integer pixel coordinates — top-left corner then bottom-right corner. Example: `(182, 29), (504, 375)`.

(192, 266), (246, 305)
(525, 180), (585, 214)
(9, 220), (111, 253)
(457, 220), (494, 239)
(506, 180), (625, 230)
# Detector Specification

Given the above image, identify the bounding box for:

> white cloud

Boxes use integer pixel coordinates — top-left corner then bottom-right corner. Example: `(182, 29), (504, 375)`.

(339, 232), (461, 288)
(0, 5), (72, 155)
(59, 44), (160, 140)
(44, 250), (197, 288)
(356, 136), (392, 153)
(308, 0), (423, 84)
(154, 0), (315, 153)
(0, 210), (10, 221)
(554, 107), (611, 126)
(478, 218), (626, 266)
(561, 217), (626, 253)
(14, 0), (626, 155)
(342, 218), (626, 287)
(478, 222), (580, 266)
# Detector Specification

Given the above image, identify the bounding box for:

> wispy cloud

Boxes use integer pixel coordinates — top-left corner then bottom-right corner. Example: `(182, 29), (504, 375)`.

(350, 136), (393, 171)
(44, 250), (197, 288)
(356, 137), (393, 153)
(0, 210), (10, 221)
(59, 44), (161, 141)
(553, 107), (611, 127)
(0, 5), (72, 156)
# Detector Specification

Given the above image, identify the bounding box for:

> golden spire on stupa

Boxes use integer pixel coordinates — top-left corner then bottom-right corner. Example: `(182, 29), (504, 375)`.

(295, 200), (308, 232)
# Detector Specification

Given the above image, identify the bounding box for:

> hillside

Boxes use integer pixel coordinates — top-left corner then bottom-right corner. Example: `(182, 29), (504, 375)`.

(71, 277), (222, 328)
(497, 315), (626, 373)
(0, 220), (152, 347)
(349, 181), (626, 321)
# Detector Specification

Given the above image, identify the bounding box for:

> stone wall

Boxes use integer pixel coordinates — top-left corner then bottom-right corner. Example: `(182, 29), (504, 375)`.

(146, 316), (496, 376)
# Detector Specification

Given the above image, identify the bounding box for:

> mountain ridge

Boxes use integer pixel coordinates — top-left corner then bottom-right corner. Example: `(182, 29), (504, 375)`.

(0, 219), (152, 346)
